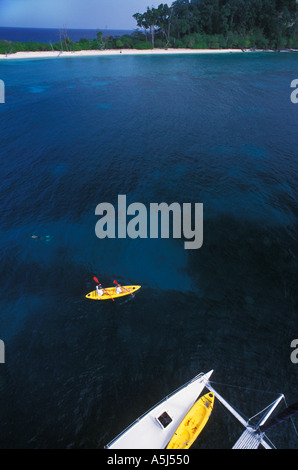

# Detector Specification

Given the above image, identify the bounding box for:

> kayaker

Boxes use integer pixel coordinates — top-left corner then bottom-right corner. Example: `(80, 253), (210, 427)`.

(96, 284), (104, 297)
(115, 284), (122, 294)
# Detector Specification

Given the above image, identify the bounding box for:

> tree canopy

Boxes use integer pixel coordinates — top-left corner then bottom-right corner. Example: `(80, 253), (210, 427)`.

(133, 0), (298, 49)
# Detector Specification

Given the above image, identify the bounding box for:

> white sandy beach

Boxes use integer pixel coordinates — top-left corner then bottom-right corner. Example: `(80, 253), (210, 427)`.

(0, 47), (281, 60)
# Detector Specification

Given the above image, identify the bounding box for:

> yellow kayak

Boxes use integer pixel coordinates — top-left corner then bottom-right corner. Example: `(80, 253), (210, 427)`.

(166, 392), (214, 449)
(86, 285), (141, 301)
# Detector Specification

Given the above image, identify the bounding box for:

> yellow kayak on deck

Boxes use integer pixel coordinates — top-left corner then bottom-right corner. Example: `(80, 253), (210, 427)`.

(86, 285), (141, 301)
(166, 392), (214, 449)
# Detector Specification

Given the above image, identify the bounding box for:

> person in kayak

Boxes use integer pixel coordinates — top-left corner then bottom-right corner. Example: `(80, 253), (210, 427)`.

(96, 284), (104, 297)
(115, 284), (123, 294)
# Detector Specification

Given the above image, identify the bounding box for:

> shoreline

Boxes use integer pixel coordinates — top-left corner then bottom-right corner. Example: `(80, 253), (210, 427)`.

(1, 48), (297, 60)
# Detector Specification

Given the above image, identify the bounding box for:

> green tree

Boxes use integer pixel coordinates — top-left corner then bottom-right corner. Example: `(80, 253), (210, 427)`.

(133, 6), (163, 48)
(96, 31), (106, 50)
(133, 12), (150, 42)
(156, 4), (174, 47)
(172, 0), (192, 37)
(145, 7), (160, 47)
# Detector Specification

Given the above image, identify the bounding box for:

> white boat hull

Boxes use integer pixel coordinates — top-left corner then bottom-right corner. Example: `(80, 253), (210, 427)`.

(105, 370), (213, 449)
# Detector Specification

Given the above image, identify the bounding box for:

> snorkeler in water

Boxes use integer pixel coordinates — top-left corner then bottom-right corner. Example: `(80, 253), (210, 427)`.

(30, 235), (52, 241)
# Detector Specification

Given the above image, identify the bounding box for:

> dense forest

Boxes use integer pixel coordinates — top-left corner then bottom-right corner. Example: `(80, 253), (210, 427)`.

(0, 0), (297, 54)
(133, 0), (298, 49)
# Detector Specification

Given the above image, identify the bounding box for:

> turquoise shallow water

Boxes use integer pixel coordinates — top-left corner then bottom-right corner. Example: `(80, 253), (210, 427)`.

(0, 52), (297, 449)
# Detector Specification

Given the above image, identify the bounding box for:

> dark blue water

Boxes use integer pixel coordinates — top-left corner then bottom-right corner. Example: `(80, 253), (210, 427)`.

(0, 53), (297, 449)
(0, 27), (134, 43)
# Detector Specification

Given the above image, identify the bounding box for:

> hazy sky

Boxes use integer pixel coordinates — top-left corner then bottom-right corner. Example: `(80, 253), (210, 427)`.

(0, 0), (171, 30)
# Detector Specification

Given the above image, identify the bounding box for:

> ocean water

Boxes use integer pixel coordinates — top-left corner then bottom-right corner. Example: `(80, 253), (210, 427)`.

(0, 27), (134, 43)
(0, 52), (297, 449)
